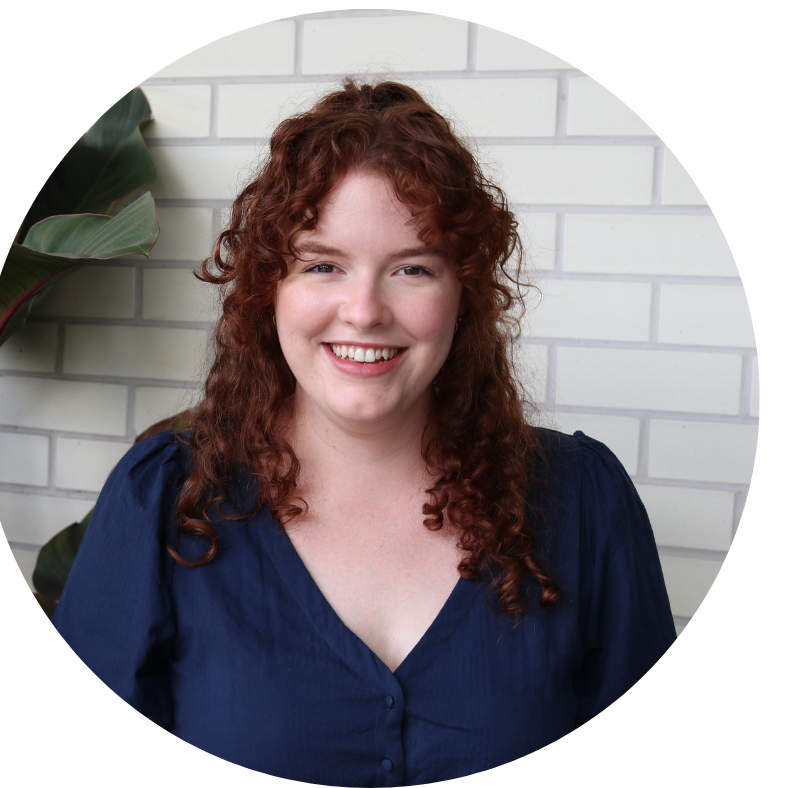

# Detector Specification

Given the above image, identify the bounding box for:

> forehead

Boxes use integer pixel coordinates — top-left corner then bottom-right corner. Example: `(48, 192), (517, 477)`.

(304, 171), (420, 244)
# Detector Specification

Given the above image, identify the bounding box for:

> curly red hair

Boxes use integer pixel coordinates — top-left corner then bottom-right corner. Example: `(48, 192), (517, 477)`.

(175, 79), (559, 616)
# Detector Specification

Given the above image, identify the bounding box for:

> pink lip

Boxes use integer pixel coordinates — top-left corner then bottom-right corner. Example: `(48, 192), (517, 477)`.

(322, 343), (406, 377)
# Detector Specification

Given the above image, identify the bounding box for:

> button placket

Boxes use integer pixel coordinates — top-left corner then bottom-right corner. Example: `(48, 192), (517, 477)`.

(375, 679), (405, 785)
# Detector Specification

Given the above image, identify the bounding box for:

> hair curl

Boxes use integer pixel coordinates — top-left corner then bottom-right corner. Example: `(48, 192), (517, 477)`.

(174, 79), (559, 616)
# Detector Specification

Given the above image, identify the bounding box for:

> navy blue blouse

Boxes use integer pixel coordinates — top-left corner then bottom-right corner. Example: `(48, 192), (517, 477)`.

(53, 428), (675, 785)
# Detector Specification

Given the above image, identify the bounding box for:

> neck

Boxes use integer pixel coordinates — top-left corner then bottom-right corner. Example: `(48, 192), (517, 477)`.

(287, 387), (434, 489)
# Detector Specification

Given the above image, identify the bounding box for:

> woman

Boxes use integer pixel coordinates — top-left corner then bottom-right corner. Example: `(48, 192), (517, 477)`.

(53, 80), (676, 785)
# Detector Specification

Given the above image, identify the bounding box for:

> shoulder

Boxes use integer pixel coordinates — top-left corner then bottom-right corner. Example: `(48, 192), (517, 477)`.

(115, 429), (190, 477)
(99, 429), (192, 512)
(531, 426), (629, 495)
(530, 426), (649, 549)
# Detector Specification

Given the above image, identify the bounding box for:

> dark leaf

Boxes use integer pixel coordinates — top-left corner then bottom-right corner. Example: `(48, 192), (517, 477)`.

(32, 508), (93, 601)
(0, 193), (159, 346)
(19, 88), (155, 236)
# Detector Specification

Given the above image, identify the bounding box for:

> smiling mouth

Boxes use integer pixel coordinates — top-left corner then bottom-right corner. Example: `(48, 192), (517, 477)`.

(328, 344), (401, 364)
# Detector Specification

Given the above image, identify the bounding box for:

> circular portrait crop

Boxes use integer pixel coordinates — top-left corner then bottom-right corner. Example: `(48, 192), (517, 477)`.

(0, 8), (760, 787)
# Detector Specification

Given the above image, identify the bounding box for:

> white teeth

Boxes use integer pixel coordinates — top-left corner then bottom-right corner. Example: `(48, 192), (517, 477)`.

(329, 345), (399, 363)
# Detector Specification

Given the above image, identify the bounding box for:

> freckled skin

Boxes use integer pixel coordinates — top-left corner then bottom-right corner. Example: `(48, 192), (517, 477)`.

(275, 170), (463, 435)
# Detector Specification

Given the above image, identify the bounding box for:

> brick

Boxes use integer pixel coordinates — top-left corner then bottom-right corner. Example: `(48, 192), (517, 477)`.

(10, 545), (37, 591)
(662, 149), (706, 205)
(32, 265), (135, 318)
(549, 413), (640, 475)
(513, 341), (549, 404)
(0, 433), (49, 486)
(151, 21), (296, 78)
(149, 145), (258, 201)
(648, 420), (758, 484)
(484, 145), (653, 205)
(517, 212), (556, 271)
(421, 78), (556, 137)
(659, 284), (755, 348)
(63, 325), (208, 382)
(476, 26), (572, 70)
(556, 347), (741, 414)
(149, 207), (215, 262)
(567, 77), (654, 136)
(658, 554), (724, 618)
(0, 323), (57, 372)
(143, 85), (211, 139)
(0, 378), (127, 435)
(217, 82), (328, 139)
(751, 357), (759, 417)
(134, 386), (201, 436)
(303, 16), (468, 74)
(636, 484), (734, 551)
(142, 269), (220, 323)
(527, 279), (651, 341)
(0, 491), (96, 545)
(56, 438), (132, 493)
(564, 214), (738, 276)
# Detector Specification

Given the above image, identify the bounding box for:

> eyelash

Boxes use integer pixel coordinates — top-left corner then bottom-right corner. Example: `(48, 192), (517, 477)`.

(303, 264), (433, 277)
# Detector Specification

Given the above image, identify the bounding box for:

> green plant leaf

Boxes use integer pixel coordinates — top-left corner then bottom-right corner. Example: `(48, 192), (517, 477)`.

(33, 508), (93, 602)
(0, 192), (159, 346)
(19, 88), (155, 237)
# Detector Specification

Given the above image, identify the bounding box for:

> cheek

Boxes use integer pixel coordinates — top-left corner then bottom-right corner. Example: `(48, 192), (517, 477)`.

(409, 289), (461, 342)
(276, 287), (334, 338)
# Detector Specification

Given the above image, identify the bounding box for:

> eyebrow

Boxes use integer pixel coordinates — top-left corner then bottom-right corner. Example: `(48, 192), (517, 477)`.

(294, 241), (448, 261)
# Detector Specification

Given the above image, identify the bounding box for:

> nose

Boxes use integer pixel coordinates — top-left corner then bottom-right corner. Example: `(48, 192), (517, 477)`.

(337, 274), (392, 330)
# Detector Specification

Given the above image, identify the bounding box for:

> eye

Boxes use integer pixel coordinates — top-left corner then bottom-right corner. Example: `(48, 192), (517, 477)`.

(305, 263), (338, 274)
(398, 265), (433, 277)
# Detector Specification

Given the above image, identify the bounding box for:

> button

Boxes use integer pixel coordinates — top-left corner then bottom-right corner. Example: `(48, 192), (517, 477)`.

(385, 694), (395, 709)
(381, 759), (394, 773)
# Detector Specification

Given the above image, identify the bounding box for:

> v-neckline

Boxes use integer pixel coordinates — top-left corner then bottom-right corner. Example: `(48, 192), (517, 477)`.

(255, 509), (482, 689)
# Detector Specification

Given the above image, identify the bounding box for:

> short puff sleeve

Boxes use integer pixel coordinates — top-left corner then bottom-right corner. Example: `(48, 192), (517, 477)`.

(52, 431), (186, 727)
(571, 431), (676, 726)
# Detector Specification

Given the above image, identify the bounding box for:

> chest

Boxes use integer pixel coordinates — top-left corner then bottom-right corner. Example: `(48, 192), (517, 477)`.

(284, 502), (462, 672)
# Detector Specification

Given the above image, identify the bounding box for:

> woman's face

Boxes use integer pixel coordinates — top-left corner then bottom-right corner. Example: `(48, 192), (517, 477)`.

(275, 170), (463, 434)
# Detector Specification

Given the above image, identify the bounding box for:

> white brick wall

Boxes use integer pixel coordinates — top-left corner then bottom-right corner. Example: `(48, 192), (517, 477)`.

(0, 11), (756, 633)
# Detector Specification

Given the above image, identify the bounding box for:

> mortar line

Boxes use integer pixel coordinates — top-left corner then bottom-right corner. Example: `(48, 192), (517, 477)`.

(294, 18), (304, 76)
(739, 353), (753, 416)
(151, 198), (713, 216)
(145, 134), (662, 148)
(209, 83), (219, 138)
(555, 72), (569, 138)
(553, 212), (566, 272)
(732, 490), (747, 538)
(141, 69), (586, 88)
(544, 343), (558, 409)
(657, 545), (728, 562)
(649, 283), (662, 343)
(47, 430), (58, 491)
(651, 142), (666, 205)
(0, 481), (99, 501)
(0, 425), (153, 441)
(126, 385), (137, 440)
(466, 23), (478, 72)
(637, 417), (651, 477)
